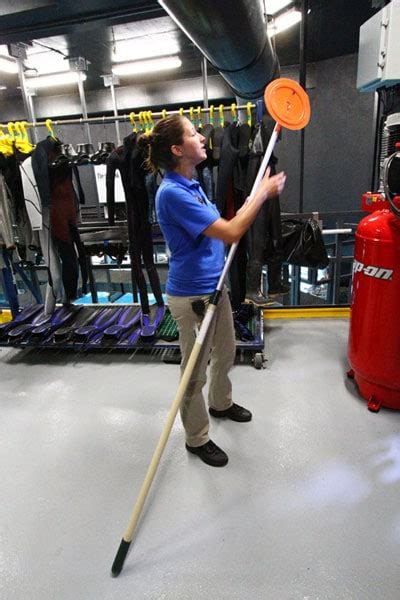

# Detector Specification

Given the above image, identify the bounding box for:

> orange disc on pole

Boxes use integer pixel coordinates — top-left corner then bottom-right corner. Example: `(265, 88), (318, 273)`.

(264, 78), (311, 130)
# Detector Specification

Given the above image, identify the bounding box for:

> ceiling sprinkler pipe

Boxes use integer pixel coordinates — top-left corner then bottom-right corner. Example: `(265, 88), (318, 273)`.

(158, 0), (279, 99)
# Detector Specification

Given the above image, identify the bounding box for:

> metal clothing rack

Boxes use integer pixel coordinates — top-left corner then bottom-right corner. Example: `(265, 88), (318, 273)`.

(2, 103), (257, 129)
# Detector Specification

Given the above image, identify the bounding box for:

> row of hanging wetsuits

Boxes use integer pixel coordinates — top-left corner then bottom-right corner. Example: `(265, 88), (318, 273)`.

(0, 149), (39, 263)
(199, 114), (285, 309)
(1, 114), (284, 325)
(1, 140), (85, 312)
(1, 138), (90, 315)
(105, 114), (285, 312)
(0, 136), (165, 317)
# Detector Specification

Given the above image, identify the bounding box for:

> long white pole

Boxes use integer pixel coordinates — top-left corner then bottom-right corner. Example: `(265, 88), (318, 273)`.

(111, 121), (281, 577)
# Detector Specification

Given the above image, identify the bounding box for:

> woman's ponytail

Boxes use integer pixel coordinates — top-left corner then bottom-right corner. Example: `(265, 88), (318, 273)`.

(137, 114), (185, 172)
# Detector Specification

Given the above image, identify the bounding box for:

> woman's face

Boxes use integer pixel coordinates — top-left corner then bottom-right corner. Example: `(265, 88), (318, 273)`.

(174, 117), (206, 166)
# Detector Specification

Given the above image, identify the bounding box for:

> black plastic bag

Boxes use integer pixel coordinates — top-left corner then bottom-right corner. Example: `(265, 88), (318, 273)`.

(281, 218), (329, 269)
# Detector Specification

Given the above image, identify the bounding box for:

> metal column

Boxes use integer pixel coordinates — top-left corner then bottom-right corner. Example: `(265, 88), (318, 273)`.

(77, 71), (92, 145)
(102, 74), (121, 146)
(16, 58), (39, 143)
(298, 0), (308, 214)
(201, 57), (209, 109)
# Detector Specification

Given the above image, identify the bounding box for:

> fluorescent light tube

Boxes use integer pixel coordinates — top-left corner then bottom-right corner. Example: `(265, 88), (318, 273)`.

(267, 0), (293, 15)
(268, 9), (302, 36)
(0, 56), (18, 74)
(25, 71), (86, 89)
(113, 36), (180, 63)
(112, 56), (182, 76)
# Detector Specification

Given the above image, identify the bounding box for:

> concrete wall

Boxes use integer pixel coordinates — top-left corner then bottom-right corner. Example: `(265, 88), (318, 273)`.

(276, 54), (375, 213)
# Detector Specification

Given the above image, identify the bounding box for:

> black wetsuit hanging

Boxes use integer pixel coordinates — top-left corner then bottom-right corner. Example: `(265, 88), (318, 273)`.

(196, 123), (215, 203)
(31, 137), (88, 305)
(0, 149), (37, 259)
(106, 133), (164, 314)
(215, 122), (250, 310)
(245, 115), (284, 296)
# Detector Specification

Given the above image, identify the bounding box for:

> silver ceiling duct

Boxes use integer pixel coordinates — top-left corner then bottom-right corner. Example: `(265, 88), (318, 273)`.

(158, 0), (279, 99)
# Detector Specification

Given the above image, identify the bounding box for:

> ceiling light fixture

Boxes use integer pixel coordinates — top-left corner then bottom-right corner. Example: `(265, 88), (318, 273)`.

(25, 71), (86, 89)
(112, 56), (182, 77)
(113, 36), (180, 63)
(267, 0), (293, 15)
(25, 51), (68, 75)
(0, 56), (18, 74)
(268, 9), (302, 37)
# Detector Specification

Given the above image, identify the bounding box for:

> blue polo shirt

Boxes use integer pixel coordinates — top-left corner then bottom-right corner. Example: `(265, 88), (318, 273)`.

(156, 171), (225, 296)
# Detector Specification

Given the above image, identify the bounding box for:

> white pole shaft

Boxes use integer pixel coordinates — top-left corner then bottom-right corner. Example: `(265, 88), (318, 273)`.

(322, 229), (352, 235)
(117, 121), (281, 549)
(122, 308), (215, 541)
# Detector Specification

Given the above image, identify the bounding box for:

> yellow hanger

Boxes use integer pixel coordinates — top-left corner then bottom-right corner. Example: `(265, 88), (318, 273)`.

(45, 118), (56, 139)
(0, 141), (13, 156)
(0, 125), (13, 155)
(178, 107), (184, 118)
(189, 106), (194, 124)
(147, 110), (154, 132)
(129, 112), (137, 133)
(219, 104), (225, 127)
(209, 105), (214, 126)
(231, 103), (237, 123)
(138, 111), (144, 132)
(0, 124), (7, 146)
(13, 122), (23, 148)
(14, 121), (22, 141)
(19, 121), (34, 152)
(20, 121), (29, 142)
(197, 106), (203, 130)
(13, 122), (32, 154)
(142, 111), (150, 135)
(246, 102), (252, 127)
(162, 109), (167, 119)
(7, 122), (15, 141)
(0, 124), (13, 155)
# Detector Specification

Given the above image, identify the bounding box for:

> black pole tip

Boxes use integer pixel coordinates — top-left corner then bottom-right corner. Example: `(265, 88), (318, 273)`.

(111, 538), (131, 577)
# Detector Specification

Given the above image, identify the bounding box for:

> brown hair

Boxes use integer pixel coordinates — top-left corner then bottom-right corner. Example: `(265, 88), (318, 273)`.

(137, 114), (185, 173)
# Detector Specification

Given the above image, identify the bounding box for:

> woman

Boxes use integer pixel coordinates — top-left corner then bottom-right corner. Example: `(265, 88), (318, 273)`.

(141, 114), (286, 467)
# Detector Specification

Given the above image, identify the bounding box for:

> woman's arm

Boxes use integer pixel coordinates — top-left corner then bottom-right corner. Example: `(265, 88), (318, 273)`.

(203, 168), (286, 244)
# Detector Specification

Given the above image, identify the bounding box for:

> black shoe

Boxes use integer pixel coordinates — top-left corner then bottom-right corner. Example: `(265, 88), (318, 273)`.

(185, 440), (228, 467)
(209, 403), (252, 422)
(268, 282), (291, 296)
(245, 290), (274, 308)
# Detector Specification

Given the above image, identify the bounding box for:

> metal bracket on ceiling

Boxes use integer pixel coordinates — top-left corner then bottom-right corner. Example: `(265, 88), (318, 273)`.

(101, 74), (120, 88)
(68, 56), (89, 72)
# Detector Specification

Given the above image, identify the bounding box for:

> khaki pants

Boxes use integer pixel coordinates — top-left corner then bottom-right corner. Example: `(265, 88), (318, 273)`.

(167, 286), (236, 447)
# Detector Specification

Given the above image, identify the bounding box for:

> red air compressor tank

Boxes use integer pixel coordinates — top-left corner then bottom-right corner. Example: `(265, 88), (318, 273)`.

(348, 207), (400, 411)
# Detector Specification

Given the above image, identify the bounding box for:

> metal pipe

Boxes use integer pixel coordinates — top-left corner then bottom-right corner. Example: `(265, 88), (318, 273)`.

(371, 89), (381, 191)
(298, 0), (308, 214)
(109, 79), (121, 146)
(16, 58), (39, 143)
(158, 0), (279, 98)
(201, 57), (209, 108)
(1, 104), (256, 129)
(322, 229), (353, 235)
(77, 71), (92, 145)
(26, 94), (39, 143)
